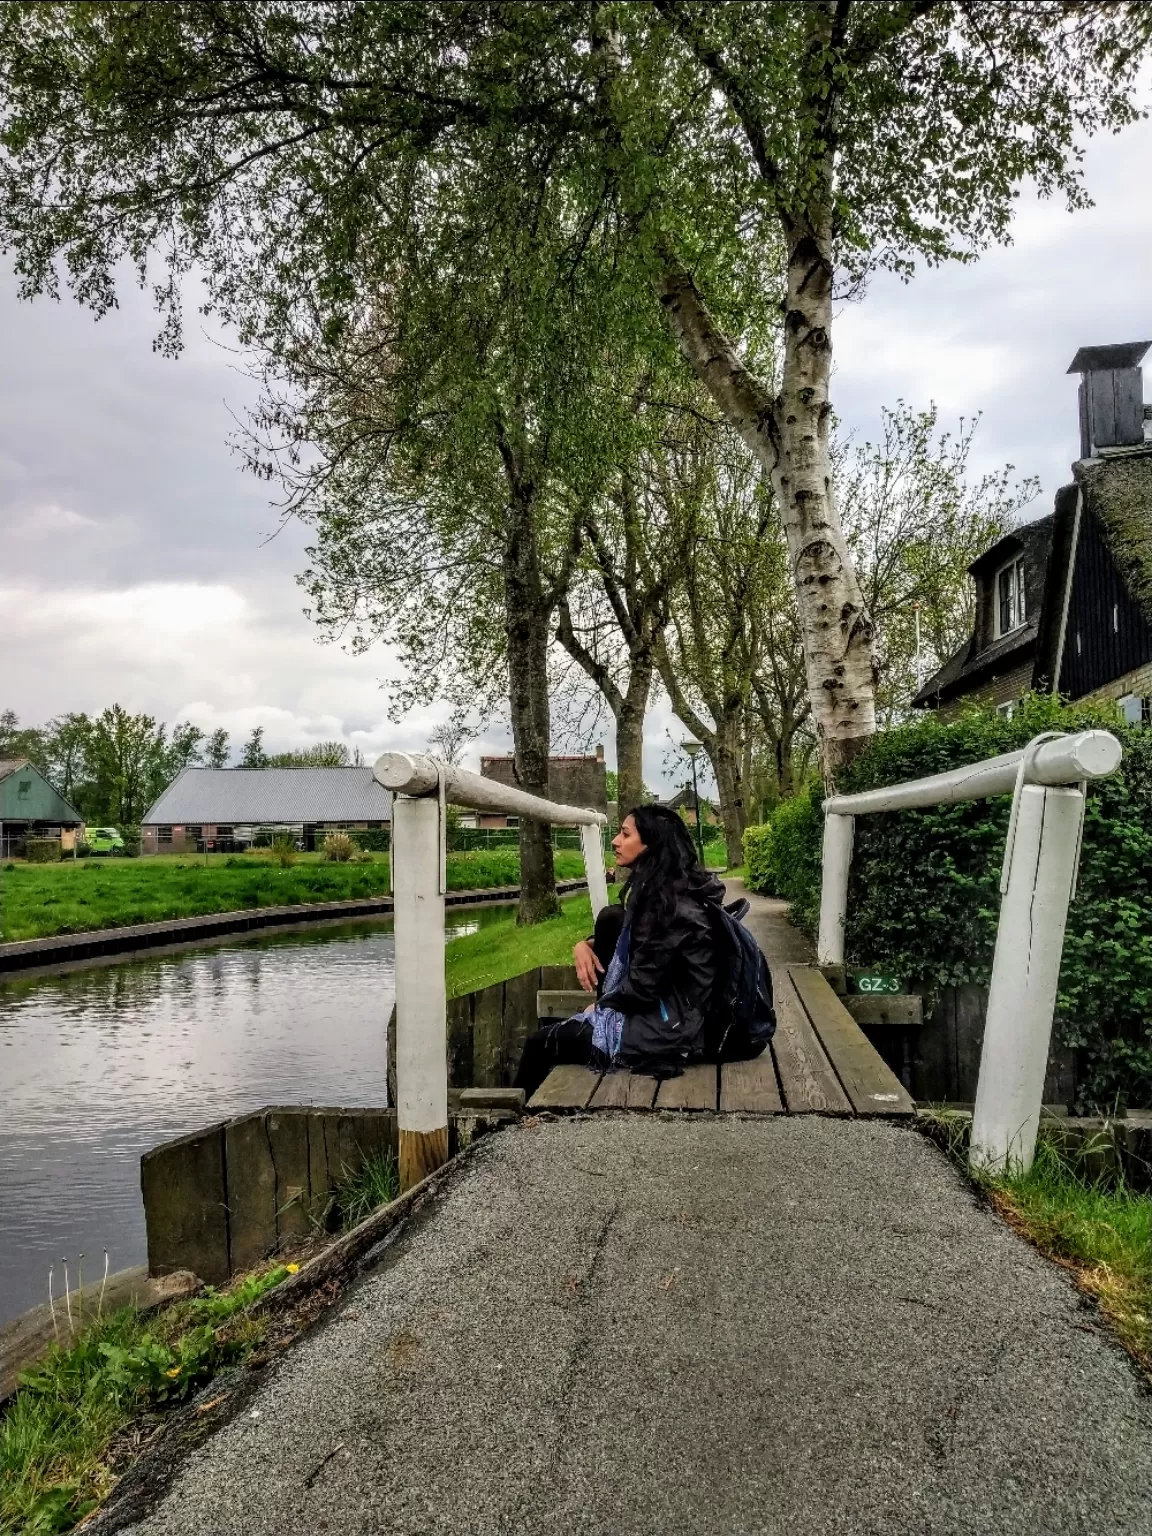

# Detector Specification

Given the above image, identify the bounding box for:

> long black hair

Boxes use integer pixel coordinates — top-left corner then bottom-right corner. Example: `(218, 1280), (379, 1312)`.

(621, 804), (705, 925)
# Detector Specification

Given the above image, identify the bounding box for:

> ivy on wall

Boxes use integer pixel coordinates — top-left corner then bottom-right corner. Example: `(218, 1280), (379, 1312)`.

(745, 695), (1152, 1111)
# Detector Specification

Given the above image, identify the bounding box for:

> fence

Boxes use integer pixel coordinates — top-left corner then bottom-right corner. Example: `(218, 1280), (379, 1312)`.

(372, 750), (608, 1192)
(818, 730), (1123, 1174)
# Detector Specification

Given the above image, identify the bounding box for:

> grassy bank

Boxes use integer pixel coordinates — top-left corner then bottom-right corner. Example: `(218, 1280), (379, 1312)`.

(1, 1262), (296, 1534)
(2, 1148), (402, 1535)
(445, 891), (612, 997)
(0, 850), (588, 942)
(925, 1112), (1152, 1378)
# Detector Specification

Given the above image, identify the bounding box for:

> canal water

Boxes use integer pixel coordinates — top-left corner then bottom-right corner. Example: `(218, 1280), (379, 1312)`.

(0, 908), (508, 1326)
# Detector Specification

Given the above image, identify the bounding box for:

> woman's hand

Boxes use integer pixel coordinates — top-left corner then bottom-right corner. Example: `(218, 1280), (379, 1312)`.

(573, 939), (604, 993)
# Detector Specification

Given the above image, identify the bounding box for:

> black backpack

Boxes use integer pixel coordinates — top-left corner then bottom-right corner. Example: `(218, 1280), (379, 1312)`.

(706, 899), (777, 1060)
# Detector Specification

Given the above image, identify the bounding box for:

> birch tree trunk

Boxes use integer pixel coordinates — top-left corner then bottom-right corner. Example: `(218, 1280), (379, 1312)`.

(656, 234), (875, 777)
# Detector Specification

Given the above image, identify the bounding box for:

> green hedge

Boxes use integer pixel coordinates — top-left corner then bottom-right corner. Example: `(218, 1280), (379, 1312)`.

(24, 838), (62, 863)
(742, 785), (824, 931)
(764, 694), (1152, 1111)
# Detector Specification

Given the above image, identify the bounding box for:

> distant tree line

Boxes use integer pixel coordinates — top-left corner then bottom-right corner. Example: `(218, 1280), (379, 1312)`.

(0, 710), (362, 828)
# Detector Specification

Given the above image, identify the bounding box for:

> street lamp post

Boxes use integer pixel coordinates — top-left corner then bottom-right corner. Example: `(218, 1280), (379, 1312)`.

(681, 740), (707, 866)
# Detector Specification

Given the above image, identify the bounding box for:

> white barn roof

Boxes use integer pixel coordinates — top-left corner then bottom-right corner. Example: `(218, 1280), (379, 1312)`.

(143, 767), (393, 825)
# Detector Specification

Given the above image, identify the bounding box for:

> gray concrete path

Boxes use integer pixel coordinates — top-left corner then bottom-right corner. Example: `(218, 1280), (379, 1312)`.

(119, 1114), (1152, 1536)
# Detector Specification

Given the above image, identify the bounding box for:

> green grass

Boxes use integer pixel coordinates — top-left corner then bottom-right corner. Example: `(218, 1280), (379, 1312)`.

(991, 1140), (1152, 1374)
(332, 1148), (400, 1230)
(922, 1110), (1152, 1377)
(444, 891), (612, 997)
(0, 849), (589, 942)
(0, 1264), (294, 1534)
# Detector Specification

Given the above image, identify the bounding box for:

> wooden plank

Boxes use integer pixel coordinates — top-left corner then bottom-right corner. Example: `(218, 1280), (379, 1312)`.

(770, 971), (853, 1116)
(719, 1056), (783, 1115)
(654, 1063), (718, 1112)
(588, 1071), (659, 1110)
(788, 966), (915, 1118)
(528, 1065), (602, 1112)
(842, 994), (923, 1027)
(536, 989), (592, 1020)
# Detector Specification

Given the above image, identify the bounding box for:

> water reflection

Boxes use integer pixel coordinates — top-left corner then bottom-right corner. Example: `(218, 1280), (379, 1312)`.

(0, 907), (502, 1325)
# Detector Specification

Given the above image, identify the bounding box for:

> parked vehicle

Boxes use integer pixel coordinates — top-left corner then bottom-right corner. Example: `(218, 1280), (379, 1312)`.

(84, 827), (125, 855)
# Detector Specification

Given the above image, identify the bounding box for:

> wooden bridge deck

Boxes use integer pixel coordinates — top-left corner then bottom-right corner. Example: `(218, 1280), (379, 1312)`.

(529, 962), (915, 1118)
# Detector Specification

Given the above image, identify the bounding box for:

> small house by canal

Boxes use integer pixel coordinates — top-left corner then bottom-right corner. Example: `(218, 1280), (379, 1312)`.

(140, 766), (394, 853)
(0, 758), (84, 858)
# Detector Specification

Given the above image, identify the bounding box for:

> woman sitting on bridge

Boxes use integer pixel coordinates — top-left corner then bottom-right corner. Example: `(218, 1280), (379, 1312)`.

(514, 805), (726, 1098)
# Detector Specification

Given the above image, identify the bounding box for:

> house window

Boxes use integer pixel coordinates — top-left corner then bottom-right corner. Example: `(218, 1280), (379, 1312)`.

(17, 779), (31, 799)
(187, 826), (203, 842)
(996, 700), (1018, 721)
(996, 558), (1026, 637)
(157, 826), (173, 845)
(1118, 695), (1151, 728)
(506, 816), (521, 829)
(216, 826), (234, 839)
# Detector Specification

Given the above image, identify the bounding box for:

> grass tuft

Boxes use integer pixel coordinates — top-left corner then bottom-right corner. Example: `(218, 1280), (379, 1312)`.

(333, 1149), (400, 1230)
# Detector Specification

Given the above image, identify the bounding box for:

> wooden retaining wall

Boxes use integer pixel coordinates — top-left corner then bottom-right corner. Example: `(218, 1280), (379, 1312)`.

(387, 964), (582, 1103)
(901, 985), (1078, 1106)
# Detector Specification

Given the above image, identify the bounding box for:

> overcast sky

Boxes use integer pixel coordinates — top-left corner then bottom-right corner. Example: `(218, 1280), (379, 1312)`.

(2, 112), (1150, 793)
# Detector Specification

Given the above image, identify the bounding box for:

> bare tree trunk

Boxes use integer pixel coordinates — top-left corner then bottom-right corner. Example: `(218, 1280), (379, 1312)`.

(656, 239), (875, 778)
(502, 473), (559, 926)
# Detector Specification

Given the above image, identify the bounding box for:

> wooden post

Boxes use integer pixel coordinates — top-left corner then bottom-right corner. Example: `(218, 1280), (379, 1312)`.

(581, 822), (609, 917)
(391, 794), (449, 1191)
(817, 812), (853, 968)
(970, 785), (1084, 1175)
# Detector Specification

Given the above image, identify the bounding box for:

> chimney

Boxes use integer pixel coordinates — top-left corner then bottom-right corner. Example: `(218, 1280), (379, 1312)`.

(1067, 341), (1152, 460)
(595, 743), (605, 763)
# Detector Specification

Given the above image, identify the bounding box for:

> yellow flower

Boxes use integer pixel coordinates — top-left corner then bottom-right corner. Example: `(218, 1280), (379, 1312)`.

(165, 1366), (181, 1378)
(285, 1263), (300, 1275)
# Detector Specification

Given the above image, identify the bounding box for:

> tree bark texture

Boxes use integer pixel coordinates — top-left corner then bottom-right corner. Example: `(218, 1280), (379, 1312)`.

(656, 238), (875, 779)
(613, 660), (652, 818)
(502, 480), (560, 925)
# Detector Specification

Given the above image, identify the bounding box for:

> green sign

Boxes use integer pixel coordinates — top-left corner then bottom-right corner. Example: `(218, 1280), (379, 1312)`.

(851, 973), (902, 995)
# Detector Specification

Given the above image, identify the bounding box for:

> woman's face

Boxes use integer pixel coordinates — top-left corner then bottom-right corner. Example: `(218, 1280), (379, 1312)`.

(611, 814), (647, 869)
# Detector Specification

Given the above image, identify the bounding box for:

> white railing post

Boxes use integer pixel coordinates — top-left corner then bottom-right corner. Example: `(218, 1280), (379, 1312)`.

(817, 812), (854, 968)
(970, 784), (1085, 1176)
(580, 822), (609, 918)
(391, 793), (449, 1192)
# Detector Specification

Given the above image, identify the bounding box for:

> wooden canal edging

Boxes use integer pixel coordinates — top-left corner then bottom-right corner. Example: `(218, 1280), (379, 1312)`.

(529, 964), (915, 1118)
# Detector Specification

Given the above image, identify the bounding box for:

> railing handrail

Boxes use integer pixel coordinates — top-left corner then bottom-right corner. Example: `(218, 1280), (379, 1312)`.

(822, 729), (1121, 817)
(374, 751), (608, 827)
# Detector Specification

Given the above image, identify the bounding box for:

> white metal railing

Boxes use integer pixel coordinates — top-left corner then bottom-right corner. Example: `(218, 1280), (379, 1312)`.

(818, 730), (1122, 1174)
(373, 751), (609, 1191)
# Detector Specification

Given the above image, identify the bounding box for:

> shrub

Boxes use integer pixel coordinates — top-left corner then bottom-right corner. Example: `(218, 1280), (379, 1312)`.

(118, 825), (141, 858)
(321, 831), (356, 863)
(743, 822), (773, 893)
(349, 827), (390, 853)
(25, 838), (62, 863)
(781, 694), (1152, 1111)
(269, 835), (297, 868)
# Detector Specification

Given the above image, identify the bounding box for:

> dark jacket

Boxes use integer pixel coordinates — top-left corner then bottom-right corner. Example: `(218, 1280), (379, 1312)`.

(599, 869), (725, 1070)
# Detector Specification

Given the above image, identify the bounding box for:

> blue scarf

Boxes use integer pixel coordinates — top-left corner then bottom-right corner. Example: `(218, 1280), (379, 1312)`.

(588, 921), (631, 1066)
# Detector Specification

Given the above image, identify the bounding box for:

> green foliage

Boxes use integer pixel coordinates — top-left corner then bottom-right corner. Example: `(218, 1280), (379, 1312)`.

(24, 837), (62, 863)
(2, 1265), (290, 1534)
(779, 696), (1152, 1109)
(333, 1150), (399, 1230)
(349, 827), (390, 853)
(742, 822), (773, 894)
(269, 834), (298, 869)
(321, 831), (355, 863)
(745, 785), (824, 930)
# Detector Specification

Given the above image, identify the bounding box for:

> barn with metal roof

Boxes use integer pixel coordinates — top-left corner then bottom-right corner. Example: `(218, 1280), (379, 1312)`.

(141, 767), (393, 854)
